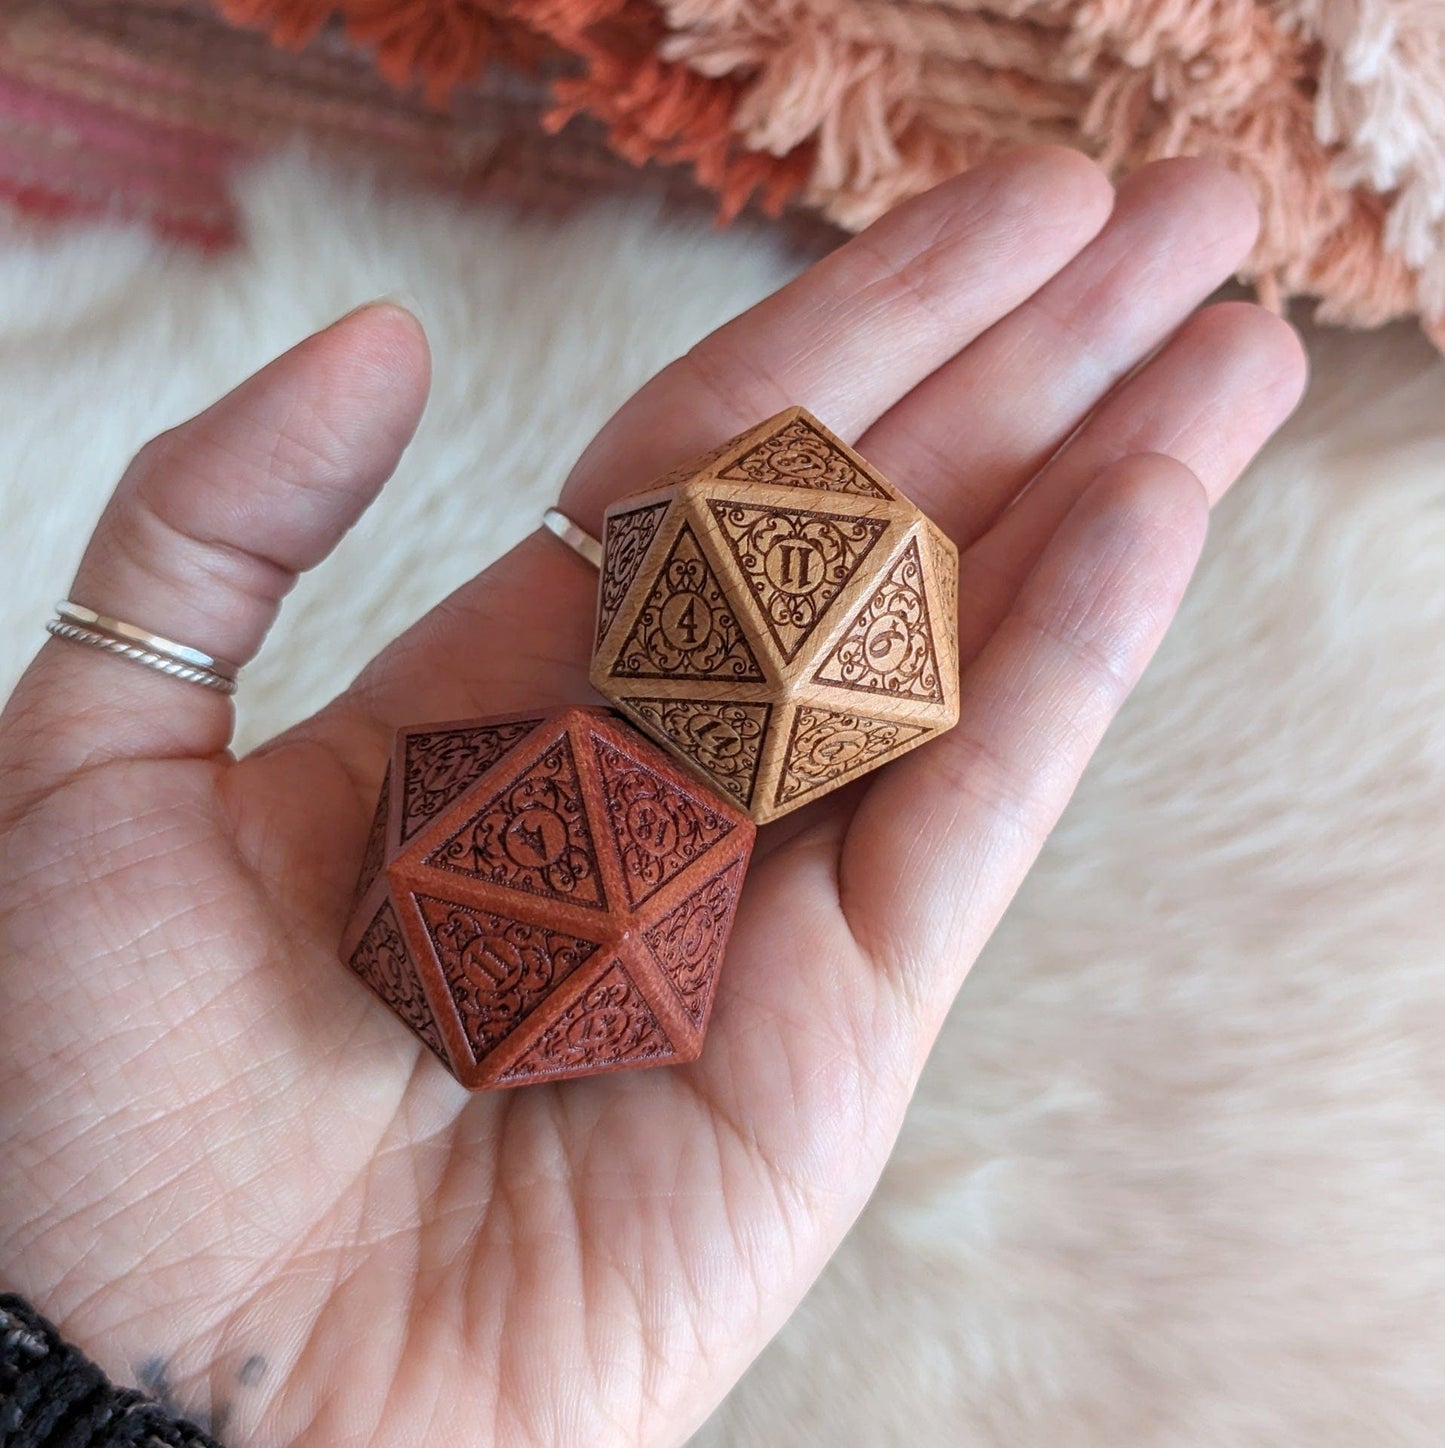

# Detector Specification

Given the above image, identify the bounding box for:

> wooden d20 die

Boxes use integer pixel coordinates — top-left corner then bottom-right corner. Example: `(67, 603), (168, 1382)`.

(340, 707), (755, 1089)
(589, 406), (960, 825)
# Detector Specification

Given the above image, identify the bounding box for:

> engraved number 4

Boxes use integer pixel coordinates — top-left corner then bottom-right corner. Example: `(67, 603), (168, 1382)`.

(676, 597), (701, 644)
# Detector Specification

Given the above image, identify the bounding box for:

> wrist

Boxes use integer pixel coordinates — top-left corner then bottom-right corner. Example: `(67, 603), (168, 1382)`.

(0, 1294), (224, 1448)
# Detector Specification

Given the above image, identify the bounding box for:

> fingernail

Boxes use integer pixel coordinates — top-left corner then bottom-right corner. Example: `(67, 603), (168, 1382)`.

(335, 294), (423, 326)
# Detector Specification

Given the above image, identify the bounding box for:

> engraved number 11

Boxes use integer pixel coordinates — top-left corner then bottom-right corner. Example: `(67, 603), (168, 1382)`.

(778, 542), (815, 587)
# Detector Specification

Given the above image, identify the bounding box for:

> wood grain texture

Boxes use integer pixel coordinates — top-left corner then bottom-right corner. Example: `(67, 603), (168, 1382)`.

(590, 408), (960, 824)
(340, 707), (755, 1089)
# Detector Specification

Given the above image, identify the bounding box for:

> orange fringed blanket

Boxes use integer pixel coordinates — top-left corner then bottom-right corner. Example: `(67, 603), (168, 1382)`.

(213, 0), (1445, 342)
(215, 0), (813, 218)
(4, 0), (1442, 341)
(0, 0), (799, 250)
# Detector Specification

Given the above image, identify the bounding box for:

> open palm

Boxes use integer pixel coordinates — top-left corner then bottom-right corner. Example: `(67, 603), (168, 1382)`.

(0, 149), (1303, 1448)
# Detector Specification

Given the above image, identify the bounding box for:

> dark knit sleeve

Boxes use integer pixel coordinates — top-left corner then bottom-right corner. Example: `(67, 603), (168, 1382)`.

(0, 1296), (225, 1448)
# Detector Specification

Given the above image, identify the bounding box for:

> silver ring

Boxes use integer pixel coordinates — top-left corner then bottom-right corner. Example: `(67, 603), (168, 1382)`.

(46, 603), (239, 695)
(542, 508), (602, 569)
(54, 601), (238, 677)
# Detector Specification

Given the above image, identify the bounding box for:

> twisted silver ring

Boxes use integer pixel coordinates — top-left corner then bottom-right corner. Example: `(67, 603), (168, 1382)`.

(46, 602), (239, 695)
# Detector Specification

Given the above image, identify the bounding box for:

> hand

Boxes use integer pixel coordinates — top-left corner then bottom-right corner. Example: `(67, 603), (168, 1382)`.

(0, 150), (1303, 1448)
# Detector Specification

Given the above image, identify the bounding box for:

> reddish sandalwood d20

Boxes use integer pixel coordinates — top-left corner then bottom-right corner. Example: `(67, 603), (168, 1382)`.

(341, 707), (755, 1089)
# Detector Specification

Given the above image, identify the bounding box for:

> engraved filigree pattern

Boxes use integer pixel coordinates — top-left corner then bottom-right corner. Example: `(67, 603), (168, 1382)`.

(501, 962), (673, 1079)
(416, 894), (599, 1059)
(708, 501), (887, 659)
(612, 524), (764, 681)
(643, 859), (746, 1026)
(425, 738), (605, 908)
(349, 900), (447, 1060)
(353, 764), (391, 906)
(622, 698), (771, 807)
(777, 707), (927, 805)
(597, 502), (668, 644)
(401, 721), (541, 842)
(591, 735), (735, 906)
(717, 417), (888, 498)
(814, 540), (943, 702)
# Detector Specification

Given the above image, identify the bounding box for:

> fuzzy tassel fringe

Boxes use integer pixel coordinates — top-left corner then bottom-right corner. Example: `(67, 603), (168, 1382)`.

(215, 0), (1445, 340)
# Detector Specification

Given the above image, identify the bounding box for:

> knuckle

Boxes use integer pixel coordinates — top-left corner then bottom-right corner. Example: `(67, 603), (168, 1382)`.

(846, 226), (957, 326)
(923, 719), (1053, 841)
(1020, 599), (1139, 703)
(672, 341), (784, 433)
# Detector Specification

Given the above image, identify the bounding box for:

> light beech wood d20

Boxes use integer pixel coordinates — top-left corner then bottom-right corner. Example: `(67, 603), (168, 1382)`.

(340, 707), (755, 1089)
(589, 407), (960, 825)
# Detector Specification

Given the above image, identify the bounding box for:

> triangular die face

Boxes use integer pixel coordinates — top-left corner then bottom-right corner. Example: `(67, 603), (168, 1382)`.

(352, 764), (391, 906)
(717, 415), (890, 498)
(591, 733), (736, 907)
(623, 698), (771, 809)
(415, 894), (600, 1061)
(348, 899), (448, 1062)
(813, 539), (945, 703)
(400, 720), (542, 843)
(424, 736), (607, 910)
(708, 500), (888, 660)
(776, 707), (928, 806)
(598, 501), (669, 645)
(501, 961), (674, 1081)
(643, 858), (747, 1028)
(610, 523), (764, 682)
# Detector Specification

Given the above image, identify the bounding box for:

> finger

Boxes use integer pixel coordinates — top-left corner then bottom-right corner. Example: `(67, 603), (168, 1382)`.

(719, 305), (1298, 868)
(838, 453), (1209, 1024)
(327, 150), (1113, 747)
(558, 146), (1114, 533)
(859, 158), (1261, 542)
(0, 304), (430, 787)
(957, 301), (1306, 660)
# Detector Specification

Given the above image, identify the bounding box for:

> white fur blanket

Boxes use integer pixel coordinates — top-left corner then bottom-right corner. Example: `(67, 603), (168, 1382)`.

(2, 153), (1443, 1445)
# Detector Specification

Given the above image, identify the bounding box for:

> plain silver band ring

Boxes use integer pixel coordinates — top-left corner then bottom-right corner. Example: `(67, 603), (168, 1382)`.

(45, 621), (239, 695)
(54, 600), (239, 678)
(542, 508), (602, 569)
